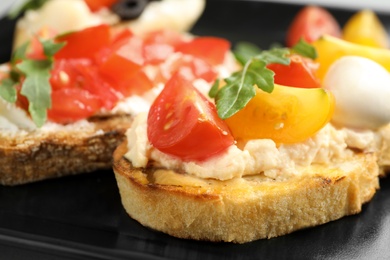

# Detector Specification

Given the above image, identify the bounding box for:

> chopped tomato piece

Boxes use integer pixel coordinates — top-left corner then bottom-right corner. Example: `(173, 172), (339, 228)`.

(111, 28), (134, 46)
(143, 43), (175, 65)
(27, 36), (45, 60)
(50, 59), (92, 90)
(155, 55), (218, 84)
(267, 54), (321, 88)
(50, 59), (119, 110)
(48, 88), (103, 123)
(72, 64), (120, 109)
(148, 69), (234, 161)
(143, 30), (186, 47)
(84, 0), (117, 12)
(27, 27), (58, 60)
(96, 46), (143, 83)
(176, 37), (231, 66)
(286, 6), (341, 47)
(103, 70), (153, 97)
(55, 24), (111, 59)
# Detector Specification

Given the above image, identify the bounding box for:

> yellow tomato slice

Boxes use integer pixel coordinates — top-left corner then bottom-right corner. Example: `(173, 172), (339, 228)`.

(342, 10), (389, 48)
(312, 35), (390, 81)
(225, 84), (334, 144)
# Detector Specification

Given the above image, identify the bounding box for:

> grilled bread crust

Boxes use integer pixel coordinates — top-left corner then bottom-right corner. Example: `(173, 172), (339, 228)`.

(113, 141), (380, 243)
(0, 114), (132, 186)
(379, 124), (390, 174)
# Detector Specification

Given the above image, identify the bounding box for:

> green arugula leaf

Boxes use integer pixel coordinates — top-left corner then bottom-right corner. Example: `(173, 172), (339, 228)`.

(292, 38), (318, 59)
(256, 48), (290, 65)
(215, 72), (256, 120)
(209, 79), (220, 98)
(41, 39), (66, 57)
(8, 0), (49, 19)
(0, 78), (17, 103)
(1, 38), (64, 127)
(17, 59), (52, 127)
(234, 42), (262, 65)
(11, 41), (29, 64)
(213, 46), (290, 119)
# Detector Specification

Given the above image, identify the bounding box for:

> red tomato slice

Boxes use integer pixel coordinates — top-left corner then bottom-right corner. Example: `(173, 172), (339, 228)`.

(147, 69), (234, 161)
(175, 37), (231, 66)
(286, 6), (341, 47)
(54, 24), (111, 59)
(84, 0), (117, 12)
(48, 88), (103, 123)
(267, 54), (321, 88)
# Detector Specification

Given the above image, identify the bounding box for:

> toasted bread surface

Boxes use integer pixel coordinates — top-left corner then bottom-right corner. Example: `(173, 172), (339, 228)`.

(378, 124), (390, 173)
(0, 114), (132, 186)
(113, 141), (379, 243)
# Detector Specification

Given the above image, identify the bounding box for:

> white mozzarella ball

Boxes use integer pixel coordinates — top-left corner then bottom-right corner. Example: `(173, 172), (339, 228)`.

(323, 56), (390, 129)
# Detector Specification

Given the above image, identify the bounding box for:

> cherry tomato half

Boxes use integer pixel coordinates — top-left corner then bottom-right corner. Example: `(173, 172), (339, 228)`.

(267, 54), (321, 88)
(286, 6), (341, 47)
(147, 69), (234, 161)
(225, 84), (334, 144)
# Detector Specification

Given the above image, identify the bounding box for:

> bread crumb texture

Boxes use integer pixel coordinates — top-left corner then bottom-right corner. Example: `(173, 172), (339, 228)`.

(0, 115), (132, 185)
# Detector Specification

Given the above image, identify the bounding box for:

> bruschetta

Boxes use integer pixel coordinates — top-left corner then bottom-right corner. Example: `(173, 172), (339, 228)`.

(112, 41), (390, 243)
(0, 22), (236, 185)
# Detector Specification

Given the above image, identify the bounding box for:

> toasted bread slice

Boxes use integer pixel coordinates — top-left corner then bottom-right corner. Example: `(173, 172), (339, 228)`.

(0, 114), (132, 186)
(378, 124), (390, 173)
(113, 140), (380, 243)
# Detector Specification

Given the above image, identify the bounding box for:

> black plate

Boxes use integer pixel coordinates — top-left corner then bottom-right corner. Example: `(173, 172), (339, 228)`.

(2, 1), (390, 259)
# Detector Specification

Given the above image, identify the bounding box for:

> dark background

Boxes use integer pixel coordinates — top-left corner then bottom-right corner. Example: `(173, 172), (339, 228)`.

(1, 1), (390, 259)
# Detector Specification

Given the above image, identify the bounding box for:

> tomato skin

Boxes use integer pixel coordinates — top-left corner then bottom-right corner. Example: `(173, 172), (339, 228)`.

(143, 43), (175, 65)
(96, 46), (143, 85)
(286, 6), (341, 47)
(50, 59), (92, 90)
(312, 35), (390, 81)
(147, 70), (234, 161)
(267, 54), (321, 88)
(225, 84), (334, 144)
(54, 24), (111, 60)
(155, 55), (218, 84)
(48, 88), (103, 123)
(84, 0), (117, 12)
(143, 30), (186, 47)
(176, 37), (231, 66)
(342, 10), (389, 48)
(50, 59), (119, 110)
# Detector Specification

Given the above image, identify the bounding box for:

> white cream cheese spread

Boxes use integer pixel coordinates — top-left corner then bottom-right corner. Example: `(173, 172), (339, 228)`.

(124, 112), (381, 181)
